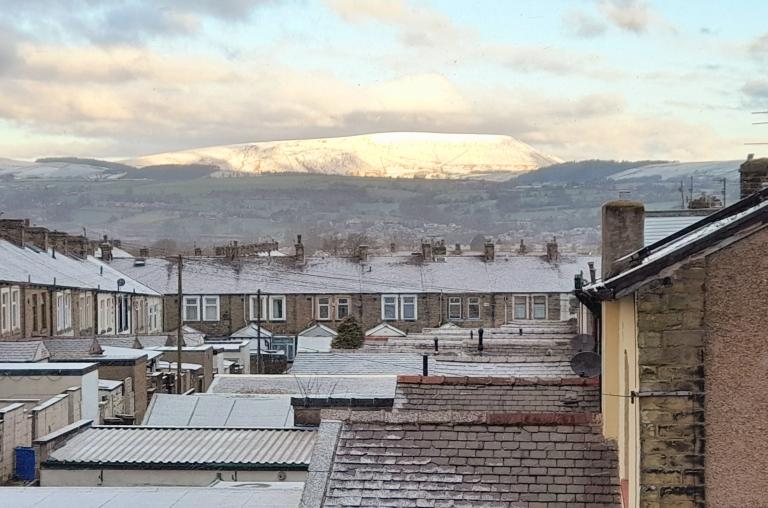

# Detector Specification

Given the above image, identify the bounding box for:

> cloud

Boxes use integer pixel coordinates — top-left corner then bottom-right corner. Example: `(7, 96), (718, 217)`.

(599, 0), (653, 33)
(750, 33), (768, 60)
(562, 10), (607, 38)
(325, 0), (471, 47)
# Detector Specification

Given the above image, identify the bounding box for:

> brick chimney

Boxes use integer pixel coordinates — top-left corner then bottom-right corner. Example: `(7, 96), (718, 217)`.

(483, 239), (495, 262)
(517, 239), (528, 255)
(453, 243), (462, 255)
(99, 235), (113, 261)
(194, 247), (202, 256)
(48, 231), (70, 255)
(601, 200), (644, 279)
(69, 235), (92, 257)
(357, 244), (369, 262)
(739, 155), (768, 199)
(26, 226), (50, 251)
(295, 235), (305, 264)
(139, 247), (149, 257)
(0, 218), (28, 247)
(389, 242), (397, 253)
(546, 237), (559, 263)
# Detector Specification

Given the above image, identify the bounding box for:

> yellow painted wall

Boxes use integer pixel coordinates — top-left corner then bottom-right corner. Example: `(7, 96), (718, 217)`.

(601, 296), (640, 508)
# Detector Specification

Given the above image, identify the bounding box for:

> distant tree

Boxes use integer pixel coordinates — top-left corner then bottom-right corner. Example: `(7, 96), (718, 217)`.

(332, 316), (364, 349)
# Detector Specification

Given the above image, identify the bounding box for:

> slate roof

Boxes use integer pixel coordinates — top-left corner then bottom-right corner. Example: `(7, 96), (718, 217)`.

(1, 485), (303, 508)
(143, 393), (293, 428)
(302, 413), (620, 508)
(95, 337), (138, 349)
(289, 352), (576, 378)
(0, 239), (158, 294)
(43, 338), (102, 359)
(110, 254), (597, 295)
(586, 188), (768, 299)
(0, 341), (50, 362)
(208, 374), (397, 399)
(45, 426), (316, 469)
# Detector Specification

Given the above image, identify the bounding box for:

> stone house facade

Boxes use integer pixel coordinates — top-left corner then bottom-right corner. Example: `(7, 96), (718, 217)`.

(577, 157), (768, 508)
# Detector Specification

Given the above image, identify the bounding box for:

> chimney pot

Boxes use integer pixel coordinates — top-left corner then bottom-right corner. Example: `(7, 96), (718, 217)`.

(483, 239), (495, 262)
(601, 200), (644, 279)
(139, 247), (149, 257)
(295, 235), (305, 264)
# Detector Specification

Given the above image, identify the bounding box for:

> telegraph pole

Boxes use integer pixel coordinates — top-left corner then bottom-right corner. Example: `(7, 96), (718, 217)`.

(176, 255), (183, 393)
(256, 289), (262, 374)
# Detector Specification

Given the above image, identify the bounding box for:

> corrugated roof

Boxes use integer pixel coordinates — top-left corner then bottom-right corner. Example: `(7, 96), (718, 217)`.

(46, 427), (316, 467)
(289, 352), (576, 378)
(143, 393), (294, 428)
(110, 254), (597, 295)
(644, 216), (709, 245)
(1, 485), (303, 508)
(0, 239), (158, 294)
(0, 341), (50, 362)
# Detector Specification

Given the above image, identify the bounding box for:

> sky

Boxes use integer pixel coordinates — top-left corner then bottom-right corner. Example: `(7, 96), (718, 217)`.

(0, 0), (767, 162)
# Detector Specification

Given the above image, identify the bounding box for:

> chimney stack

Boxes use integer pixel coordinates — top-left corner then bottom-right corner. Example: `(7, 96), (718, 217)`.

(545, 237), (559, 263)
(421, 240), (433, 262)
(588, 261), (597, 284)
(295, 235), (305, 264)
(0, 219), (27, 247)
(99, 235), (113, 261)
(25, 226), (50, 251)
(601, 200), (644, 279)
(517, 239), (528, 255)
(454, 243), (462, 255)
(357, 244), (369, 262)
(194, 247), (202, 256)
(483, 239), (495, 262)
(139, 247), (149, 257)
(389, 242), (397, 253)
(739, 155), (768, 199)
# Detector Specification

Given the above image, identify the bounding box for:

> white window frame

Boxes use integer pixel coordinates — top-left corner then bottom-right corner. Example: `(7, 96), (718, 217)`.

(117, 294), (131, 333)
(148, 302), (159, 332)
(202, 296), (220, 322)
(513, 295), (529, 320)
(382, 295), (398, 321)
(532, 294), (548, 320)
(448, 296), (462, 321)
(57, 291), (72, 332)
(10, 287), (20, 330)
(183, 296), (201, 322)
(336, 297), (350, 320)
(249, 295), (266, 321)
(400, 295), (417, 321)
(0, 288), (9, 333)
(79, 293), (87, 330)
(467, 297), (481, 321)
(269, 295), (286, 321)
(316, 296), (331, 321)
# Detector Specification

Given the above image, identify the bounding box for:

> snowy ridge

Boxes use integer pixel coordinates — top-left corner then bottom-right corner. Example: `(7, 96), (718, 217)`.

(125, 132), (562, 180)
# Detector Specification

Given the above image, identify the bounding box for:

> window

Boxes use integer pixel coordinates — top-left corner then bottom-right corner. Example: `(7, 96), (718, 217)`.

(32, 294), (39, 332)
(56, 291), (72, 332)
(336, 297), (350, 319)
(448, 297), (462, 320)
(270, 295), (286, 321)
(203, 296), (220, 321)
(513, 296), (528, 320)
(40, 295), (47, 330)
(98, 298), (106, 333)
(533, 295), (547, 320)
(249, 295), (265, 321)
(401, 295), (417, 321)
(10, 288), (19, 330)
(382, 295), (397, 320)
(79, 294), (88, 330)
(0, 288), (8, 333)
(117, 294), (131, 332)
(85, 293), (93, 329)
(468, 297), (481, 320)
(148, 302), (159, 332)
(183, 296), (201, 321)
(317, 297), (331, 320)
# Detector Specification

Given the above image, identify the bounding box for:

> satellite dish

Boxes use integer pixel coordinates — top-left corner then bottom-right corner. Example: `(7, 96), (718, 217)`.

(570, 351), (601, 378)
(117, 278), (126, 288)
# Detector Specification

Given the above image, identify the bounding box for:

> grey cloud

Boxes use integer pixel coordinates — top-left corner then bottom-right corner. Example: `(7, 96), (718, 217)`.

(750, 33), (768, 59)
(598, 0), (653, 34)
(562, 10), (607, 38)
(742, 80), (768, 100)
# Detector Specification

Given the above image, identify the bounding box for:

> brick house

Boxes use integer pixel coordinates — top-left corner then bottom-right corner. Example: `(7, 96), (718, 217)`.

(576, 157), (768, 507)
(111, 239), (596, 337)
(0, 220), (163, 341)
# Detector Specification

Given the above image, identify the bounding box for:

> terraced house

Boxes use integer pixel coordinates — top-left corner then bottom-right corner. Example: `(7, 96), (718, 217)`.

(111, 237), (597, 336)
(0, 219), (163, 340)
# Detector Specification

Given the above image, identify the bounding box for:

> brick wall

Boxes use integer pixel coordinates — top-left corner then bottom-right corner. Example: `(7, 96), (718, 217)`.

(635, 259), (706, 507)
(163, 292), (568, 337)
(394, 376), (600, 413)
(320, 411), (620, 507)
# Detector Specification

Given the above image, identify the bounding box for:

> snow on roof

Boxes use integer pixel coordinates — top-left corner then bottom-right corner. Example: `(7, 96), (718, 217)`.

(0, 341), (50, 362)
(110, 254), (597, 295)
(0, 239), (158, 295)
(99, 379), (123, 390)
(144, 393), (294, 428)
(157, 361), (203, 371)
(365, 323), (406, 337)
(232, 323), (273, 338)
(298, 323), (337, 337)
(208, 374), (397, 398)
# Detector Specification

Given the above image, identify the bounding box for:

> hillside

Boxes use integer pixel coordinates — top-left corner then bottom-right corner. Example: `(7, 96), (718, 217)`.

(125, 132), (563, 180)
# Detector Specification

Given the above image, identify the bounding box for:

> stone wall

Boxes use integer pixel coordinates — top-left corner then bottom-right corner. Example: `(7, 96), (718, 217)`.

(0, 403), (30, 481)
(163, 292), (566, 337)
(635, 259), (706, 507)
(30, 395), (70, 440)
(98, 361), (146, 422)
(394, 376), (600, 413)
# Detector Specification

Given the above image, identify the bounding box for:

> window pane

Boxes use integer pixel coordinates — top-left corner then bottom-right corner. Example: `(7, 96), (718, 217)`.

(513, 296), (528, 319)
(271, 297), (285, 320)
(318, 297), (330, 320)
(203, 297), (218, 321)
(402, 296), (416, 320)
(337, 298), (349, 319)
(448, 297), (461, 320)
(468, 298), (480, 319)
(383, 296), (397, 320)
(533, 296), (547, 319)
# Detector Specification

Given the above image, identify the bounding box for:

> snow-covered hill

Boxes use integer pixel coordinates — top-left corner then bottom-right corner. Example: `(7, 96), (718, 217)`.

(125, 132), (563, 180)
